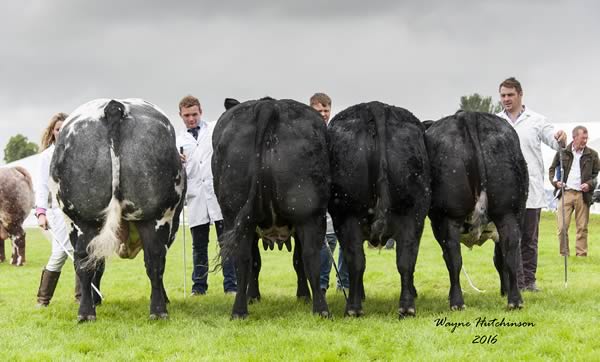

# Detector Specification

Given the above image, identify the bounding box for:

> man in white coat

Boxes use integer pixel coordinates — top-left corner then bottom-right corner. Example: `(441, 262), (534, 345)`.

(496, 77), (566, 292)
(310, 92), (350, 293)
(176, 95), (236, 295)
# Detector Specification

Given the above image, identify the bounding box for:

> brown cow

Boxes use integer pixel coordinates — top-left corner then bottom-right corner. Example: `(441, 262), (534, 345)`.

(0, 166), (35, 266)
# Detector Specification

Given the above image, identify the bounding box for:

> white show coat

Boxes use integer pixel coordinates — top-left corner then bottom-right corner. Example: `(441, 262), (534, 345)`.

(176, 120), (223, 227)
(497, 107), (561, 208)
(35, 145), (72, 271)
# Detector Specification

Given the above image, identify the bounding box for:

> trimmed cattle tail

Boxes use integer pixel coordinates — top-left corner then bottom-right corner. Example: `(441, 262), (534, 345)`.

(51, 99), (185, 322)
(425, 111), (528, 310)
(0, 166), (34, 265)
(328, 101), (431, 318)
(214, 98), (330, 319)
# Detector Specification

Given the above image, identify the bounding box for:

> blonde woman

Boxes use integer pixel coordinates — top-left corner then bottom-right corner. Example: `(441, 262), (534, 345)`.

(35, 112), (80, 306)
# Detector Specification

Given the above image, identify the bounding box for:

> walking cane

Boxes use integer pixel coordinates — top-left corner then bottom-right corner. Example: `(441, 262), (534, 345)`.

(180, 146), (188, 298)
(558, 147), (568, 288)
(323, 239), (348, 302)
(46, 227), (103, 300)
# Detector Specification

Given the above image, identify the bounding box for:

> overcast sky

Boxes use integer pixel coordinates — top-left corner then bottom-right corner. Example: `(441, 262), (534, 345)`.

(1, 0), (599, 163)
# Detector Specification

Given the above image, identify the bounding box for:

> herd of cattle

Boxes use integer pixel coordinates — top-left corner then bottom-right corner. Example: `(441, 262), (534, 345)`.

(0, 97), (529, 321)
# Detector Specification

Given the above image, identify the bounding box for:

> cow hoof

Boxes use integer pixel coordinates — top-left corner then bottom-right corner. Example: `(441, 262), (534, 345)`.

(318, 311), (331, 319)
(248, 296), (261, 304)
(77, 315), (96, 323)
(149, 313), (169, 320)
(507, 302), (523, 310)
(345, 309), (364, 317)
(450, 304), (466, 311)
(398, 307), (416, 318)
(231, 313), (248, 320)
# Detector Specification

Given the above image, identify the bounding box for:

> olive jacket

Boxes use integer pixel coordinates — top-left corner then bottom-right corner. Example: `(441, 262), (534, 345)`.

(548, 142), (600, 205)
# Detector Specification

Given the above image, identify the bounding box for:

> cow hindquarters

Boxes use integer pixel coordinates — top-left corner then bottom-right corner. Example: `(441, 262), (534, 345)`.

(294, 214), (329, 317)
(136, 220), (170, 319)
(491, 213), (523, 309)
(337, 216), (366, 317)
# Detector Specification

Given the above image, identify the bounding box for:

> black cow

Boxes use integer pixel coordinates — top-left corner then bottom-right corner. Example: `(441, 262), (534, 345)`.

(328, 102), (431, 318)
(51, 98), (185, 321)
(214, 98), (330, 319)
(425, 111), (528, 310)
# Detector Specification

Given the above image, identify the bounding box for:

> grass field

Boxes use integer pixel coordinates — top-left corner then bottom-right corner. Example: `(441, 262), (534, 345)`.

(1, 212), (599, 361)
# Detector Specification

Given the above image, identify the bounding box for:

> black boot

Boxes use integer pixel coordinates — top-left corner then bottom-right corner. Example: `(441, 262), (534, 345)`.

(37, 269), (61, 306)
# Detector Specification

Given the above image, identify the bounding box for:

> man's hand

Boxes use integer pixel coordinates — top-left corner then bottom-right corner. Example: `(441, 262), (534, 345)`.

(581, 183), (590, 192)
(37, 214), (48, 230)
(555, 130), (567, 147)
(556, 181), (564, 189)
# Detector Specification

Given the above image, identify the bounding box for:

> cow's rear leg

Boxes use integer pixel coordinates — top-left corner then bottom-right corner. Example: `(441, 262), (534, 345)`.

(338, 216), (365, 317)
(295, 215), (329, 317)
(230, 227), (255, 319)
(0, 238), (5, 262)
(247, 236), (261, 303)
(11, 229), (26, 266)
(293, 239), (310, 300)
(394, 214), (423, 318)
(430, 214), (464, 310)
(492, 213), (523, 309)
(493, 242), (507, 296)
(137, 220), (170, 320)
(72, 221), (102, 322)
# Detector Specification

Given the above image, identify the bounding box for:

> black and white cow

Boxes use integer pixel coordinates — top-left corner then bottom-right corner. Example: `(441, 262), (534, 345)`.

(425, 111), (528, 310)
(213, 98), (330, 319)
(328, 102), (431, 318)
(51, 99), (185, 322)
(0, 166), (34, 265)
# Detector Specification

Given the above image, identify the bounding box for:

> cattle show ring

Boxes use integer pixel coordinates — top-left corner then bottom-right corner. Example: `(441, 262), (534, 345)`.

(1, 98), (599, 361)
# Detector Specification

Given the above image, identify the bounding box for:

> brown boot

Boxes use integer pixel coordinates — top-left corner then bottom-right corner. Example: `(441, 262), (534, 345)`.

(75, 275), (81, 303)
(36, 269), (61, 306)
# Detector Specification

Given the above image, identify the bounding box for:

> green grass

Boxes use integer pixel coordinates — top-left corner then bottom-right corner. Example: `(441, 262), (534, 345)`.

(1, 212), (599, 361)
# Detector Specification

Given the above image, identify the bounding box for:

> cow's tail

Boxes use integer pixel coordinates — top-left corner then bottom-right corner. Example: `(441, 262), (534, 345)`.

(85, 100), (125, 269)
(220, 101), (276, 262)
(370, 103), (392, 245)
(461, 111), (489, 228)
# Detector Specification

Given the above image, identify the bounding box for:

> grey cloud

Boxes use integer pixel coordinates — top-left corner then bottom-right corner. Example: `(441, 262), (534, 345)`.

(1, 0), (599, 160)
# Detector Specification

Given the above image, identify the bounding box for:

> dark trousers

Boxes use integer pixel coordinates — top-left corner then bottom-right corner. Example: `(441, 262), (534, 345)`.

(191, 220), (237, 293)
(517, 208), (541, 288)
(319, 233), (349, 290)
